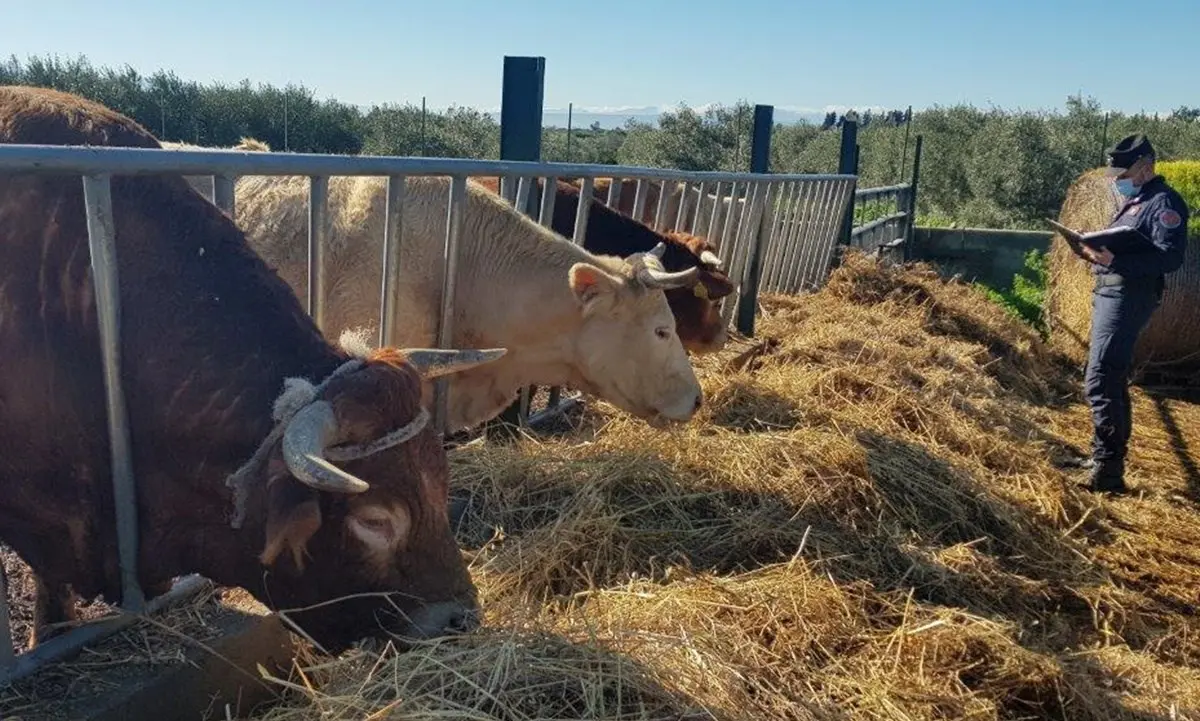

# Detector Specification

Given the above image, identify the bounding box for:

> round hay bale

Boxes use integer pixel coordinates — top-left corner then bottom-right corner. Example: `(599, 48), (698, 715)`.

(1045, 161), (1200, 375)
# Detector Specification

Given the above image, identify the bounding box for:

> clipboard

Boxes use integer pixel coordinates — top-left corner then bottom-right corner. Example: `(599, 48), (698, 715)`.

(1044, 218), (1094, 260)
(1044, 218), (1157, 258)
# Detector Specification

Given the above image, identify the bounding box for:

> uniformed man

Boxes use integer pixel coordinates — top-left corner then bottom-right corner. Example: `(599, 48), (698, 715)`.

(1074, 133), (1189, 493)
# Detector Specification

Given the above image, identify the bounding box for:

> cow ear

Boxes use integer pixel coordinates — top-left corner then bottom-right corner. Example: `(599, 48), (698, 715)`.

(260, 466), (323, 572)
(568, 262), (621, 314)
(699, 272), (736, 300)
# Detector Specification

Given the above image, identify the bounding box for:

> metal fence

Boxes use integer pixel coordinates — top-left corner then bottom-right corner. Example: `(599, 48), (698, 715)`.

(0, 143), (860, 686)
(846, 135), (924, 263)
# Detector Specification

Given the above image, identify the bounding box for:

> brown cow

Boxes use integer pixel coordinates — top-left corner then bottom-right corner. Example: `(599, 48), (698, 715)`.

(0, 85), (509, 652)
(473, 177), (737, 354)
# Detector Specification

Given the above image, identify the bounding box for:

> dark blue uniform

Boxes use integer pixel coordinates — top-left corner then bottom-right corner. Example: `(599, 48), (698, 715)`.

(1084, 174), (1189, 482)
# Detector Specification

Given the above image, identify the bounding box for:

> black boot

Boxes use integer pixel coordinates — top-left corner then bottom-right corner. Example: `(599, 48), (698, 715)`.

(1087, 458), (1128, 494)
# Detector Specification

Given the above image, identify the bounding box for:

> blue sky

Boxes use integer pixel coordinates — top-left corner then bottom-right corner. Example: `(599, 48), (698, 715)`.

(2, 0), (1194, 119)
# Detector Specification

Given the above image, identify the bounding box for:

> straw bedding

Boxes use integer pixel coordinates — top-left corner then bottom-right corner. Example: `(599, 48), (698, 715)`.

(231, 252), (1196, 719)
(1045, 161), (1200, 375)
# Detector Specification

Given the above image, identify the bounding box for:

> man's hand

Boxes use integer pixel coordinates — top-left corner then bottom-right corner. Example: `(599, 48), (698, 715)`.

(1081, 244), (1114, 266)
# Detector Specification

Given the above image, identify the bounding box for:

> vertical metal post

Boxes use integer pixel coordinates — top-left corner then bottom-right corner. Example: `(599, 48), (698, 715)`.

(1100, 112), (1110, 166)
(605, 178), (623, 209)
(496, 55), (546, 430)
(499, 56), (546, 164)
(838, 115), (859, 176)
(213, 174), (235, 217)
(830, 116), (860, 272)
(0, 565), (14, 673)
(82, 175), (145, 613)
(566, 102), (574, 161)
(652, 181), (669, 230)
(434, 175), (468, 436)
(903, 135), (923, 262)
(543, 174), (595, 413)
(572, 177), (595, 244)
(379, 175), (407, 347)
(735, 104), (773, 337)
(307, 176), (329, 332)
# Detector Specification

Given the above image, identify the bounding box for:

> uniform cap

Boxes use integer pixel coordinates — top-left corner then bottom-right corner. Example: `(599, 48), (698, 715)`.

(1105, 133), (1155, 176)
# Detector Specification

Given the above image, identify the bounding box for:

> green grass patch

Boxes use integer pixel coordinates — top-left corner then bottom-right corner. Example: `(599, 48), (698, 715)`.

(974, 248), (1048, 337)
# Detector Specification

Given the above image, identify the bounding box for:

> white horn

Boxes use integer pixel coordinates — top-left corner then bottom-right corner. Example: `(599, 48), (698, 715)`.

(637, 262), (702, 290)
(282, 401), (371, 494)
(700, 250), (723, 268)
(403, 348), (508, 380)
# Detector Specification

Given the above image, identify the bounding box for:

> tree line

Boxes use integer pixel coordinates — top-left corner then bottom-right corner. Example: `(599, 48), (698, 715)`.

(3, 54), (1199, 230)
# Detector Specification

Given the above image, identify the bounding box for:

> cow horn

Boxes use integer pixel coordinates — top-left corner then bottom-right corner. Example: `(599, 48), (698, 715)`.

(282, 400), (371, 494)
(648, 242), (667, 259)
(403, 348), (508, 380)
(637, 263), (702, 290)
(700, 250), (723, 268)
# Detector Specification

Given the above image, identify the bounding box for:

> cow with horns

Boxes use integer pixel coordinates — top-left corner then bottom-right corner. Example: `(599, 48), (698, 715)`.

(0, 85), (508, 652)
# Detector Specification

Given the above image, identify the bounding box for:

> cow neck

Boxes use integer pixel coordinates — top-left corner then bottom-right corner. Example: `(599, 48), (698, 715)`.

(140, 339), (347, 592)
(121, 184), (348, 587)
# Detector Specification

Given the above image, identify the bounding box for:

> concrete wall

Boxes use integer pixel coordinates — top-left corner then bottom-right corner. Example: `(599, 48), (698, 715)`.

(910, 227), (1052, 288)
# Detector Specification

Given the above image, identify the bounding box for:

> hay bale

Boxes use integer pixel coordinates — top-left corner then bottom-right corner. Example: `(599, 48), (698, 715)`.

(1046, 161), (1200, 373)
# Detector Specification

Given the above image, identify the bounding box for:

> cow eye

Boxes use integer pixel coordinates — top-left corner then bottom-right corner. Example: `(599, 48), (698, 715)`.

(655, 326), (671, 340)
(358, 516), (391, 532)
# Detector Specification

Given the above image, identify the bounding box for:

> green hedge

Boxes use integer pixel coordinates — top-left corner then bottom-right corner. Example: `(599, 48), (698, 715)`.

(1157, 160), (1200, 237)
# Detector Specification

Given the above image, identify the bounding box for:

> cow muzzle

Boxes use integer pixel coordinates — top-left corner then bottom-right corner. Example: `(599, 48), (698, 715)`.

(399, 600), (481, 641)
(648, 388), (704, 427)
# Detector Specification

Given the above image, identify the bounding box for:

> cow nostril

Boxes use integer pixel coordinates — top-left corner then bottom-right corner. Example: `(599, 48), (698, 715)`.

(447, 608), (479, 634)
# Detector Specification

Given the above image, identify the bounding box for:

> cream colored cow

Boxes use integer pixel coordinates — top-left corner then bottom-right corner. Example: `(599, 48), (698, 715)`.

(166, 147), (706, 434)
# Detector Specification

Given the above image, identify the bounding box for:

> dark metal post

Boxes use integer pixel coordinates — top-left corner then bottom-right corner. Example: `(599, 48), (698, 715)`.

(837, 115), (858, 175)
(499, 56), (545, 165)
(566, 102), (574, 161)
(836, 115), (860, 252)
(1100, 111), (1110, 166)
(735, 104), (773, 337)
(903, 134), (923, 262)
(495, 56), (546, 431)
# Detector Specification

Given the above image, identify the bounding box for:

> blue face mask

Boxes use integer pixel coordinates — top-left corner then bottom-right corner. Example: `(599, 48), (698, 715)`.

(1114, 178), (1139, 197)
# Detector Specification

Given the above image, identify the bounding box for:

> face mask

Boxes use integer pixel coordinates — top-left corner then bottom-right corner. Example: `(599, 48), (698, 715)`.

(1114, 178), (1139, 197)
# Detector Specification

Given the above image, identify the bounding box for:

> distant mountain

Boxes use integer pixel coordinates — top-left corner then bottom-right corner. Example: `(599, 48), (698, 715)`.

(477, 105), (844, 130)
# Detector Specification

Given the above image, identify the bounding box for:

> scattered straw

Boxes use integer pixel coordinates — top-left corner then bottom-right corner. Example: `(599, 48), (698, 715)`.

(246, 252), (1200, 720)
(12, 251), (1193, 720)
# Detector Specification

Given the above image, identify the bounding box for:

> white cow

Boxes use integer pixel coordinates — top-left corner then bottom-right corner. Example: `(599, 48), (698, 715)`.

(197, 165), (704, 435)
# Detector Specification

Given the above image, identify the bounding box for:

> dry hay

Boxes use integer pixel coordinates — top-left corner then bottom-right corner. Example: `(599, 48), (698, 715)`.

(238, 251), (1200, 720)
(0, 583), (277, 720)
(1045, 161), (1200, 375)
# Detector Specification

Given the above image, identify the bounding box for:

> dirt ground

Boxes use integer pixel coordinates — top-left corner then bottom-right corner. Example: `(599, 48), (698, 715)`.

(2, 544), (116, 655)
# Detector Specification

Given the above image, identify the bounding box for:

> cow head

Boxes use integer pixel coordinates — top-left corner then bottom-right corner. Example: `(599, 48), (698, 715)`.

(660, 230), (736, 354)
(567, 243), (705, 427)
(249, 346), (506, 652)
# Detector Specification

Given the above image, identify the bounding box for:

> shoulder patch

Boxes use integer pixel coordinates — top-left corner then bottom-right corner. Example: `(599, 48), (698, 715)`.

(1158, 209), (1182, 230)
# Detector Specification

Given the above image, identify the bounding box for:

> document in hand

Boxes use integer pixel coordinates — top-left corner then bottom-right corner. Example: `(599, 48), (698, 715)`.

(1078, 225), (1158, 255)
(1044, 218), (1094, 260)
(1044, 218), (1157, 259)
